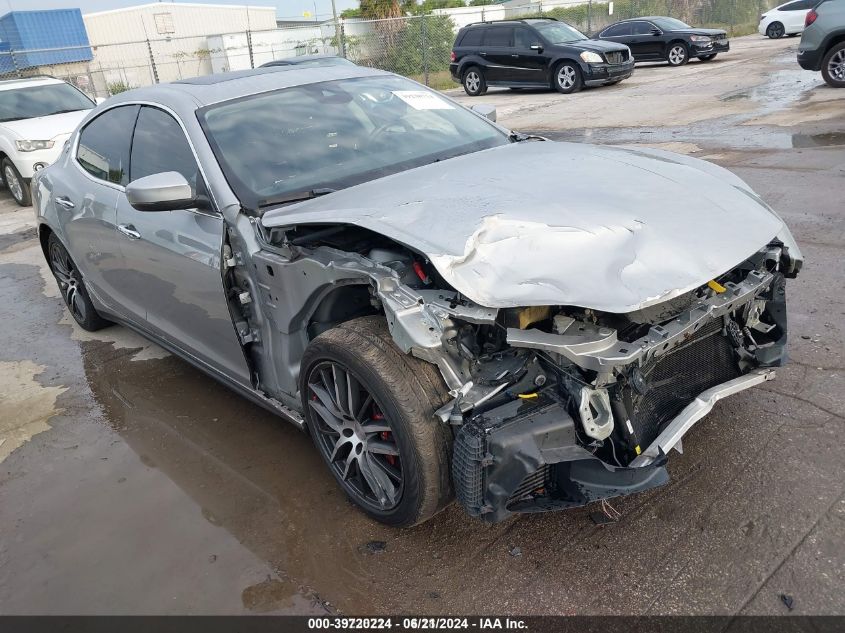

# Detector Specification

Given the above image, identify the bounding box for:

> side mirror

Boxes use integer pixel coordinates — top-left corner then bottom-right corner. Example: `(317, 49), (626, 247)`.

(651, 28), (662, 36)
(530, 44), (544, 52)
(471, 103), (497, 122)
(126, 171), (197, 212)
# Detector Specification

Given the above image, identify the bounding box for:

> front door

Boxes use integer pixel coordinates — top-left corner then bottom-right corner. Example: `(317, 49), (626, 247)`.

(115, 105), (250, 385)
(629, 21), (664, 59)
(510, 27), (549, 85)
(61, 104), (139, 317)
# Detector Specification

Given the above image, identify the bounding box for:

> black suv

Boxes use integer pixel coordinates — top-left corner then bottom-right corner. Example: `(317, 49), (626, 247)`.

(450, 18), (634, 95)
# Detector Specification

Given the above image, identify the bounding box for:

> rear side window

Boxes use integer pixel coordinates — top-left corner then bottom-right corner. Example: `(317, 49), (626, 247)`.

(76, 105), (138, 186)
(459, 28), (483, 47)
(602, 23), (632, 37)
(130, 106), (198, 184)
(483, 26), (512, 47)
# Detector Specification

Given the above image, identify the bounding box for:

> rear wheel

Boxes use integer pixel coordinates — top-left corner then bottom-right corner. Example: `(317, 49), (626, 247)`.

(821, 42), (845, 88)
(553, 61), (582, 93)
(2, 158), (31, 207)
(766, 22), (785, 39)
(47, 233), (111, 331)
(462, 66), (486, 96)
(667, 42), (689, 66)
(300, 316), (452, 526)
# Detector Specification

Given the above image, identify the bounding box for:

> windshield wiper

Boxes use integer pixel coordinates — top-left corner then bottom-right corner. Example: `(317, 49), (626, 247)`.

(257, 187), (336, 209)
(508, 131), (546, 143)
(50, 108), (90, 115)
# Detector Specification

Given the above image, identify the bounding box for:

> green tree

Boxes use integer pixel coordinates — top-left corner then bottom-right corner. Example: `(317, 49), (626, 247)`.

(383, 14), (456, 75)
(359, 0), (403, 19)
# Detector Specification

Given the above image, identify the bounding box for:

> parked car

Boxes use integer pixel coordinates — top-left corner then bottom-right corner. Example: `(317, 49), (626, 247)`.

(0, 75), (95, 206)
(260, 55), (356, 68)
(798, 0), (845, 87)
(34, 66), (802, 526)
(450, 18), (634, 95)
(596, 16), (730, 65)
(759, 0), (815, 38)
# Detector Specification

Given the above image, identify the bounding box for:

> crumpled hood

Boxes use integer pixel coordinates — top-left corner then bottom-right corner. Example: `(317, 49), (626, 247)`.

(262, 142), (786, 313)
(0, 110), (90, 140)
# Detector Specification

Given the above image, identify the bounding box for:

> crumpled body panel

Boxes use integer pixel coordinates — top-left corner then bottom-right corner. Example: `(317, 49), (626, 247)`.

(262, 141), (787, 312)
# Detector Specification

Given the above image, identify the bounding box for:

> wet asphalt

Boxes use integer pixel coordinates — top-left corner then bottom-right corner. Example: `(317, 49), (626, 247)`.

(1, 35), (844, 615)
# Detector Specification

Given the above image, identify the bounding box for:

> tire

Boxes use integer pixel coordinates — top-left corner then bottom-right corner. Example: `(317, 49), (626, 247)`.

(553, 61), (582, 94)
(2, 158), (31, 207)
(462, 66), (486, 96)
(47, 233), (111, 331)
(300, 316), (452, 527)
(699, 54), (717, 61)
(766, 22), (785, 39)
(666, 42), (689, 66)
(821, 42), (845, 88)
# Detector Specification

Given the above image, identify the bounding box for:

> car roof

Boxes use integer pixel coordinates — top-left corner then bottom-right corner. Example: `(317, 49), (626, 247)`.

(613, 16), (670, 23)
(464, 18), (557, 28)
(0, 76), (64, 92)
(103, 64), (392, 112)
(260, 54), (349, 66)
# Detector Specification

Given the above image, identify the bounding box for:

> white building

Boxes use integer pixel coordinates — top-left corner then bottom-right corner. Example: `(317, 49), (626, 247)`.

(83, 2), (278, 89)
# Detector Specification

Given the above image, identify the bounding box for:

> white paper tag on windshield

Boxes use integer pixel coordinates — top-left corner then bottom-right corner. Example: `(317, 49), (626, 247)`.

(393, 90), (454, 110)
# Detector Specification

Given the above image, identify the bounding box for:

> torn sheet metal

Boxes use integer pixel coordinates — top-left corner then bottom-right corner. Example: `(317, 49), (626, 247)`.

(262, 141), (791, 313)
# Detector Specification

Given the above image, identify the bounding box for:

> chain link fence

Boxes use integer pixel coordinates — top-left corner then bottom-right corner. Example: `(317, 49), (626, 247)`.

(0, 0), (778, 98)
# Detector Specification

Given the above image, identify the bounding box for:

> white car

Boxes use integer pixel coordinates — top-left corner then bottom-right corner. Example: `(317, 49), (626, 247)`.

(759, 0), (816, 39)
(0, 76), (95, 206)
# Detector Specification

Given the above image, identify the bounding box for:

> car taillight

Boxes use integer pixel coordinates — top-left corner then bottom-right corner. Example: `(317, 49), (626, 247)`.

(805, 9), (817, 27)
(450, 51), (456, 62)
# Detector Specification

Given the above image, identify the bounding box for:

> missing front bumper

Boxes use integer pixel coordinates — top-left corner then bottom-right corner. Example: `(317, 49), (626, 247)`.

(452, 367), (773, 522)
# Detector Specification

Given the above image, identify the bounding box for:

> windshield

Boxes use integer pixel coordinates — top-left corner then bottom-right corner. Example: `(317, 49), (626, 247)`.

(535, 21), (588, 44)
(0, 82), (94, 122)
(652, 17), (692, 30)
(199, 75), (509, 209)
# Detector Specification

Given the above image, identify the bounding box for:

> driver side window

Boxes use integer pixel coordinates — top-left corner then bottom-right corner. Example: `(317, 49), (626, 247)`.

(130, 106), (198, 184)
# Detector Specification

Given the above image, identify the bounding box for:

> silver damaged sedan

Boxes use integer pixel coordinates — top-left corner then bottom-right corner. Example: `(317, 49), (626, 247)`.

(33, 65), (803, 526)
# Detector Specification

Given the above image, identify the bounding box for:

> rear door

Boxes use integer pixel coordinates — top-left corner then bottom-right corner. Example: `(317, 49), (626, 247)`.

(600, 22), (635, 55)
(115, 105), (250, 384)
(481, 26), (514, 82)
(59, 104), (139, 317)
(781, 0), (814, 31)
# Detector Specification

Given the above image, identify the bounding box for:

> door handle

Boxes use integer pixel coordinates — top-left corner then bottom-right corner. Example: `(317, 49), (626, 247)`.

(479, 51), (487, 56)
(117, 224), (141, 240)
(511, 54), (519, 58)
(55, 196), (75, 209)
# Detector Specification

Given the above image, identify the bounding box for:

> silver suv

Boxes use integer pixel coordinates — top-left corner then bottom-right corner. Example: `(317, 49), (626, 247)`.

(798, 0), (845, 87)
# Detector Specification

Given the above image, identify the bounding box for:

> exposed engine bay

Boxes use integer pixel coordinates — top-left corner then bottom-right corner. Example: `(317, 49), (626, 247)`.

(244, 220), (799, 522)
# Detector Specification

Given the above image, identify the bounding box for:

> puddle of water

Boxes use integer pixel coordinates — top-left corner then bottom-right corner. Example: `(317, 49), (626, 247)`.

(792, 131), (845, 148)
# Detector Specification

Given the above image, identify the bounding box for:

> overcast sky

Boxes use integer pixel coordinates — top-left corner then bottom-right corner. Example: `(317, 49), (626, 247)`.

(4, 0), (360, 22)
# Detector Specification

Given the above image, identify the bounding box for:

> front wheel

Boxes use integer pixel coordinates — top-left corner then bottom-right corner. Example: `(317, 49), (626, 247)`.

(667, 43), (689, 66)
(300, 316), (452, 527)
(766, 22), (785, 39)
(821, 42), (845, 88)
(553, 61), (582, 94)
(462, 67), (486, 96)
(2, 158), (31, 207)
(699, 54), (717, 61)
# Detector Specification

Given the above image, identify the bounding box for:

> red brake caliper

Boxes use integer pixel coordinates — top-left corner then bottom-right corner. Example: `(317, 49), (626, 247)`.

(372, 406), (397, 467)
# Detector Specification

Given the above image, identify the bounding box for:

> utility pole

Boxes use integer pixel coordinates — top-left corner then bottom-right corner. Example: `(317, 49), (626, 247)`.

(330, 0), (346, 58)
